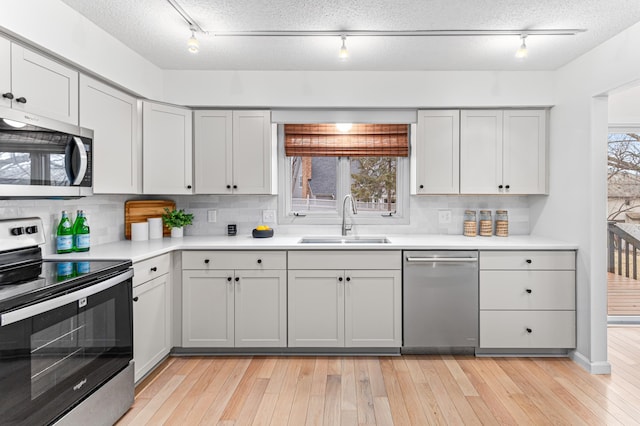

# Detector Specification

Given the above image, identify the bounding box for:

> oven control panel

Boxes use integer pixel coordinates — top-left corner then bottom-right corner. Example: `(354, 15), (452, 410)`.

(0, 217), (45, 251)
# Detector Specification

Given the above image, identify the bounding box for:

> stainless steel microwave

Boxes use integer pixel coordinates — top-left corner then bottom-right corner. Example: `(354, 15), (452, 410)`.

(0, 112), (92, 198)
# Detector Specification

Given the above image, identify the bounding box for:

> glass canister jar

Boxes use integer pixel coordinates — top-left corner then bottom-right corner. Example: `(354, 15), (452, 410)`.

(479, 210), (492, 236)
(495, 209), (508, 237)
(463, 210), (477, 237)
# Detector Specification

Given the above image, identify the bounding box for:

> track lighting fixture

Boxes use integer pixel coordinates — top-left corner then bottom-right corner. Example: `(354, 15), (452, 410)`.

(187, 29), (199, 53)
(515, 34), (528, 59)
(166, 0), (585, 58)
(339, 36), (349, 60)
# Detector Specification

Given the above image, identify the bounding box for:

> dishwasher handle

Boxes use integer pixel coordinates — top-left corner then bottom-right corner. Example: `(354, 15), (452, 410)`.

(405, 257), (478, 263)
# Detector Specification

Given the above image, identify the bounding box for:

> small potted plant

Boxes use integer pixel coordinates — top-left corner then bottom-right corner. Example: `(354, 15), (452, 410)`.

(162, 208), (194, 238)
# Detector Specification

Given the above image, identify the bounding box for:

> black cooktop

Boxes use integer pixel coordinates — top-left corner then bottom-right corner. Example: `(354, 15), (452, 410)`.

(0, 258), (131, 313)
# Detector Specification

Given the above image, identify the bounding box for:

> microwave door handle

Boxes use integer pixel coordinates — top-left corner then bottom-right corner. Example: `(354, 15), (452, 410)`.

(0, 269), (133, 327)
(70, 136), (88, 185)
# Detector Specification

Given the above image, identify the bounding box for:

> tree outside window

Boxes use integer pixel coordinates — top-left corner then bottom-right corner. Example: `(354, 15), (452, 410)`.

(608, 132), (640, 221)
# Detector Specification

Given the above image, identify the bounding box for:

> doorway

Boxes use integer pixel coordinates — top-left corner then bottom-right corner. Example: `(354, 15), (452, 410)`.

(607, 130), (640, 322)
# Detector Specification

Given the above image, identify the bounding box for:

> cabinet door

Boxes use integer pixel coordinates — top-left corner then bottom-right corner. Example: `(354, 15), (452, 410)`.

(182, 270), (234, 347)
(415, 110), (460, 194)
(234, 269), (287, 347)
(232, 110), (273, 194)
(194, 110), (232, 194)
(10, 44), (79, 125)
(460, 110), (503, 194)
(288, 269), (344, 347)
(0, 37), (10, 109)
(503, 110), (547, 194)
(80, 75), (141, 194)
(143, 101), (193, 194)
(345, 270), (402, 347)
(133, 274), (170, 382)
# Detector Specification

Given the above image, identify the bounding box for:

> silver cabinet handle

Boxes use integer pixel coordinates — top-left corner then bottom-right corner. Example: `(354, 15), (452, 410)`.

(405, 257), (477, 263)
(1, 269), (133, 327)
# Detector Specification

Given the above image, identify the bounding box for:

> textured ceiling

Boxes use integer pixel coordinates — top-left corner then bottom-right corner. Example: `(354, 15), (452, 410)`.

(60, 0), (640, 71)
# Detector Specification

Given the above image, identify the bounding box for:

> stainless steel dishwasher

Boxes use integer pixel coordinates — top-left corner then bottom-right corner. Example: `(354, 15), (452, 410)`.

(403, 250), (478, 354)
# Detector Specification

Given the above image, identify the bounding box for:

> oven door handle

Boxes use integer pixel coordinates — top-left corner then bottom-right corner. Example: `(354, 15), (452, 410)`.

(1, 269), (133, 327)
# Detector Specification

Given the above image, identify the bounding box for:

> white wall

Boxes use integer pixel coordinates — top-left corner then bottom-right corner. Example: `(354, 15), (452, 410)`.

(0, 0), (163, 99)
(530, 20), (640, 373)
(164, 70), (554, 107)
(609, 84), (640, 128)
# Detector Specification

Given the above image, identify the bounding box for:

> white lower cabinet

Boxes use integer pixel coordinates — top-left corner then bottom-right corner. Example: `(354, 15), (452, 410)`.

(182, 270), (234, 347)
(182, 251), (287, 348)
(480, 311), (576, 348)
(288, 270), (344, 347)
(235, 269), (287, 347)
(132, 254), (171, 382)
(479, 251), (576, 349)
(288, 251), (402, 348)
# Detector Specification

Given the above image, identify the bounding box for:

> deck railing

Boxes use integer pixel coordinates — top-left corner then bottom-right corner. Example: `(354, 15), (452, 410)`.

(608, 222), (640, 279)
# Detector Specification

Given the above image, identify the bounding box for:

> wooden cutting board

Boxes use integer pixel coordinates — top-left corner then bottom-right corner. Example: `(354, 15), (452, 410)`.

(124, 199), (175, 239)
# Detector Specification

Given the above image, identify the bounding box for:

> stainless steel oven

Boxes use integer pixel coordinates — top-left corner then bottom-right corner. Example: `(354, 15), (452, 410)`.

(0, 218), (133, 426)
(0, 113), (92, 198)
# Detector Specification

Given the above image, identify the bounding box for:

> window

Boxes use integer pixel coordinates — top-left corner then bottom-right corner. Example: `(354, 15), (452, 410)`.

(279, 123), (410, 225)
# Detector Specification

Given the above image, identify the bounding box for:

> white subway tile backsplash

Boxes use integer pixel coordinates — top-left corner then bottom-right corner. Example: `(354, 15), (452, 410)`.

(0, 195), (130, 254)
(0, 193), (531, 250)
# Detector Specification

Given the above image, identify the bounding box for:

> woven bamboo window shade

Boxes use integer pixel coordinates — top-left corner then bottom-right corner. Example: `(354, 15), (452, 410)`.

(284, 124), (409, 157)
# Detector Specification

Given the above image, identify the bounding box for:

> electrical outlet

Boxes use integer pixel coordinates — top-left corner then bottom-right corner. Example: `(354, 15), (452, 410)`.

(207, 210), (217, 223)
(262, 209), (276, 223)
(438, 209), (452, 224)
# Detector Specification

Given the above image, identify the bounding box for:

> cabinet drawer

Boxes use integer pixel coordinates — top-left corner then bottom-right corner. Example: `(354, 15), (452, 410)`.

(480, 251), (575, 270)
(133, 253), (171, 287)
(480, 270), (575, 310)
(288, 251), (401, 270)
(182, 251), (286, 270)
(480, 310), (575, 348)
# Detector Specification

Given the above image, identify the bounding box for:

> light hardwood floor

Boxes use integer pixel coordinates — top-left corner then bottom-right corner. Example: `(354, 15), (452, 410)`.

(118, 326), (640, 425)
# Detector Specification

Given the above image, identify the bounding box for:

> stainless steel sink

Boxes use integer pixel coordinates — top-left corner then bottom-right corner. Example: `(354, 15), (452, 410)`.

(298, 236), (391, 244)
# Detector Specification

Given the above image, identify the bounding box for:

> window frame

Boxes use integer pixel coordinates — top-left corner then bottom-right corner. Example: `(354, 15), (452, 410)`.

(277, 124), (410, 226)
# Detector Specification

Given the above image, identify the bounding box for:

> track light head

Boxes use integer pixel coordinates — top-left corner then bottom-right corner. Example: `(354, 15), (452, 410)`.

(187, 29), (200, 53)
(339, 35), (349, 60)
(515, 34), (528, 59)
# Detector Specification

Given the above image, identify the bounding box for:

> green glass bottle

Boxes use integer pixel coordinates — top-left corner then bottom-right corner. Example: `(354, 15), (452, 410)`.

(73, 210), (90, 252)
(56, 211), (73, 254)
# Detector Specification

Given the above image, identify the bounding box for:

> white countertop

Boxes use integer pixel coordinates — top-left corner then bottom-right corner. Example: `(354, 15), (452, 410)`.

(45, 234), (578, 263)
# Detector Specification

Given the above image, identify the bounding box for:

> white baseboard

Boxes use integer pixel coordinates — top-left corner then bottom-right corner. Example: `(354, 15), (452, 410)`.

(608, 315), (640, 324)
(570, 350), (611, 374)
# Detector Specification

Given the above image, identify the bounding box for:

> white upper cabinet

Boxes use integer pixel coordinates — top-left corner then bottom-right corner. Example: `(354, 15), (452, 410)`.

(460, 109), (547, 194)
(194, 110), (273, 194)
(0, 38), (10, 110)
(80, 75), (141, 194)
(502, 110), (547, 194)
(415, 110), (460, 194)
(2, 42), (79, 125)
(143, 101), (193, 194)
(460, 110), (503, 194)
(194, 110), (232, 194)
(232, 110), (273, 194)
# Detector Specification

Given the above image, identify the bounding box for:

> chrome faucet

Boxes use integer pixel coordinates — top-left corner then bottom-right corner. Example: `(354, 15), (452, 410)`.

(341, 194), (358, 236)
